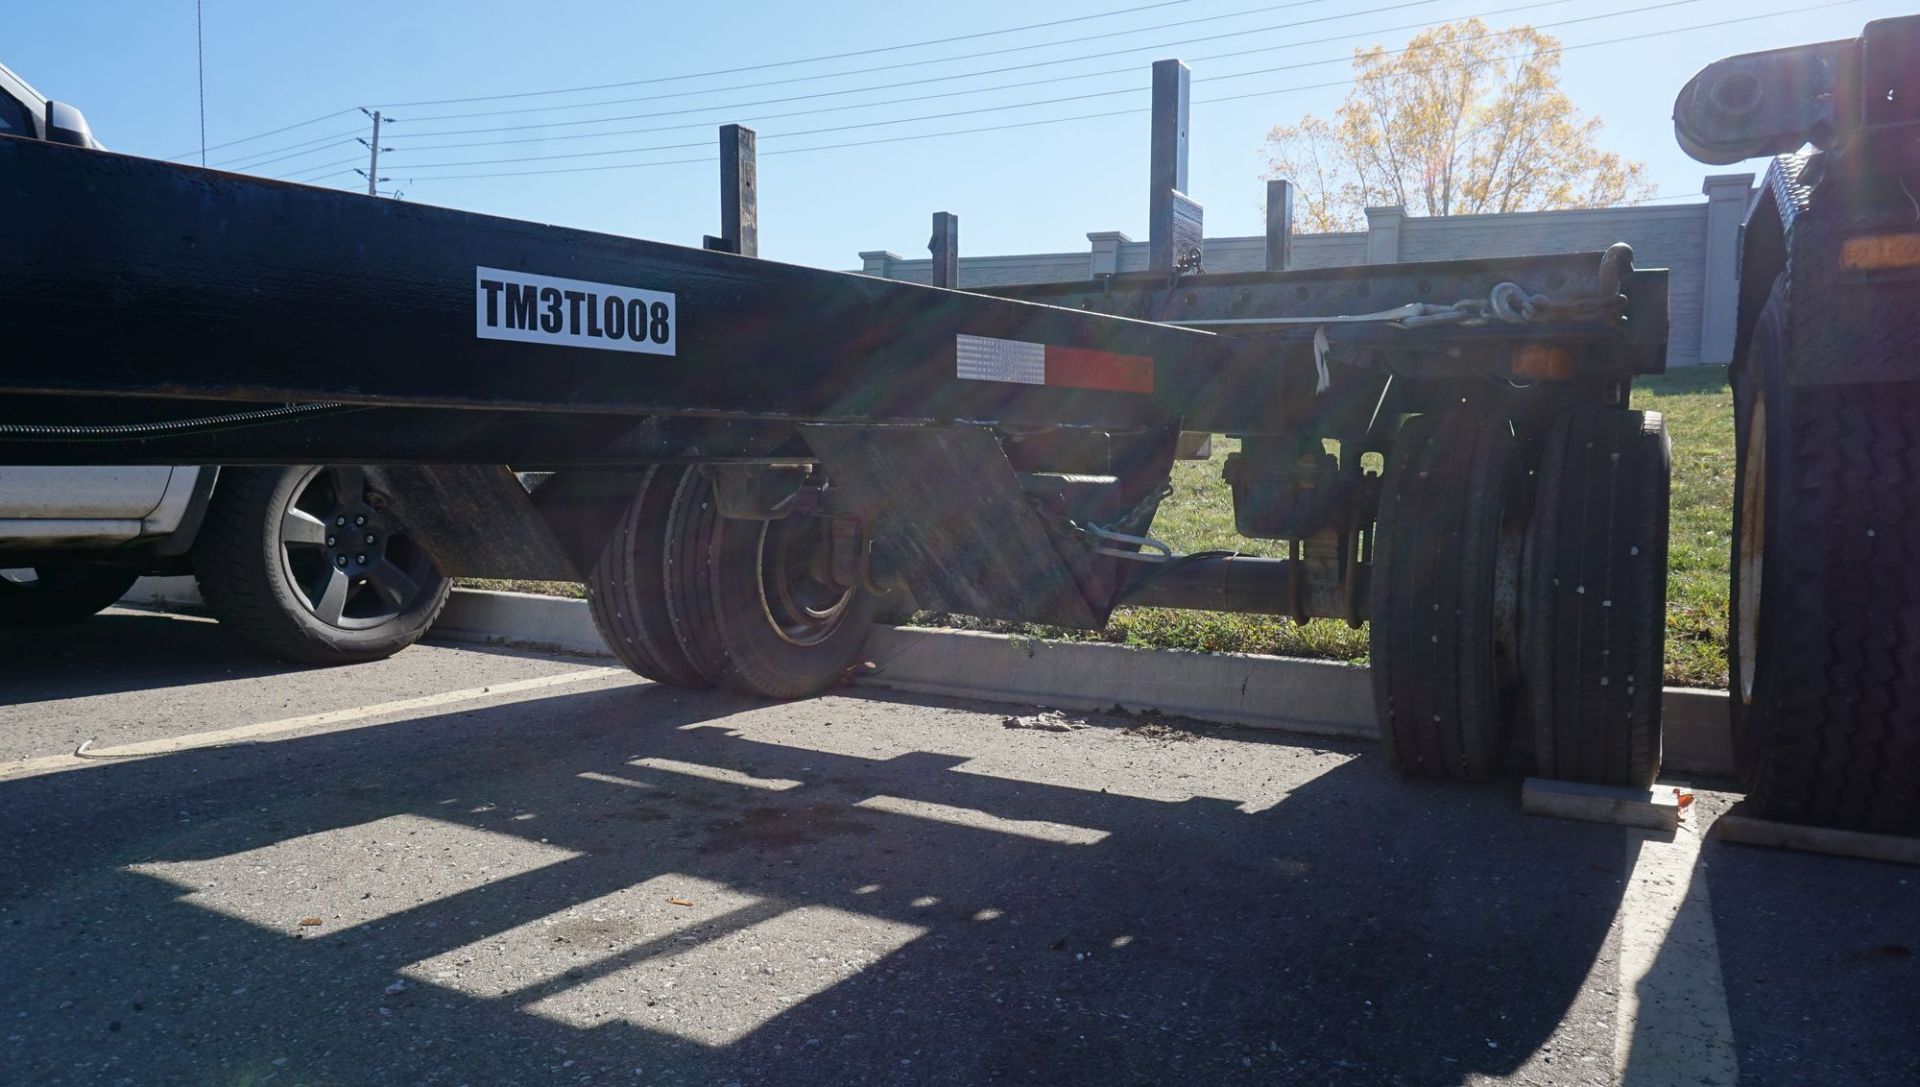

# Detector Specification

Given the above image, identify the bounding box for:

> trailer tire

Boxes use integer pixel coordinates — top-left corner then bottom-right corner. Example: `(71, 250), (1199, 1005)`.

(662, 468), (879, 699)
(1524, 409), (1669, 788)
(1730, 276), (1920, 833)
(1370, 411), (1524, 782)
(586, 466), (712, 689)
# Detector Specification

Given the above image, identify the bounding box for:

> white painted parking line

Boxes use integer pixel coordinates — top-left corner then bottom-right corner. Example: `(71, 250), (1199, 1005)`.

(625, 757), (804, 791)
(1615, 817), (1739, 1085)
(854, 793), (1111, 845)
(0, 667), (629, 780)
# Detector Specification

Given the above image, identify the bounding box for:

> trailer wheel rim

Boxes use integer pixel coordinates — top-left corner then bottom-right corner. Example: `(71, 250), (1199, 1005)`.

(1736, 397), (1766, 706)
(756, 517), (854, 647)
(279, 465), (436, 631)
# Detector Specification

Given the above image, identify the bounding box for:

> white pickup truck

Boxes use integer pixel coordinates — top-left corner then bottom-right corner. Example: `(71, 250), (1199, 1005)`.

(0, 62), (450, 664)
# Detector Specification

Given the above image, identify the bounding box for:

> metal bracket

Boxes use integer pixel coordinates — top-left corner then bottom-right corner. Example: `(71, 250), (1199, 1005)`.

(704, 463), (811, 519)
(702, 124), (757, 256)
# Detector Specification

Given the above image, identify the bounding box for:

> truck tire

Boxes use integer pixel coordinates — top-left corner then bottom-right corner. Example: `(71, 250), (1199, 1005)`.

(586, 466), (711, 689)
(193, 466), (451, 666)
(1731, 276), (1920, 833)
(0, 565), (140, 626)
(662, 467), (879, 699)
(1370, 410), (1524, 782)
(1524, 409), (1670, 788)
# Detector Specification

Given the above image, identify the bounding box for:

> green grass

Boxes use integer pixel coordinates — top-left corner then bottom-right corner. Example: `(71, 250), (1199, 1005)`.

(1632, 366), (1735, 688)
(462, 367), (1736, 687)
(463, 577), (585, 599)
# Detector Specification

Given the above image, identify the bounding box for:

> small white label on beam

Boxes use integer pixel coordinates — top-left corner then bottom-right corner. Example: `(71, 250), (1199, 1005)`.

(475, 266), (676, 356)
(956, 334), (1046, 385)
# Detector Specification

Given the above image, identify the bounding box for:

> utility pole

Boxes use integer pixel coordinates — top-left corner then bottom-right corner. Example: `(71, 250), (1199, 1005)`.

(355, 108), (391, 196)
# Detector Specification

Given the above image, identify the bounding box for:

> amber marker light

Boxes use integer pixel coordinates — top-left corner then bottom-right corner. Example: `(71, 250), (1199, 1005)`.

(1512, 343), (1575, 380)
(1839, 232), (1920, 272)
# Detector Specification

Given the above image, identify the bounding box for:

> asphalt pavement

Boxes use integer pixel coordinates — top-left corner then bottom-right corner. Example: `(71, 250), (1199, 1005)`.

(0, 608), (1914, 1086)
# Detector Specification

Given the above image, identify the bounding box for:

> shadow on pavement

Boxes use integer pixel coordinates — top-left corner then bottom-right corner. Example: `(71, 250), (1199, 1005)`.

(1686, 810), (1918, 1085)
(0, 662), (1643, 1086)
(1, 610), (327, 706)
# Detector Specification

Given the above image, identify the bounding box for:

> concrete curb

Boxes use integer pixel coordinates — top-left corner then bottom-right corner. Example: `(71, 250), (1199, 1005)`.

(434, 587), (606, 655)
(121, 579), (1734, 776)
(859, 625), (1377, 740)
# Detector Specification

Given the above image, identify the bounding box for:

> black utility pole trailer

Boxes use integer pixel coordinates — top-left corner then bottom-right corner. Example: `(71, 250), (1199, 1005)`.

(1, 59), (1672, 789)
(1676, 15), (1920, 834)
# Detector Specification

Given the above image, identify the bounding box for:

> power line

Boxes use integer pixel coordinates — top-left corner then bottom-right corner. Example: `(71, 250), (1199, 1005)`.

(391, 0), (1850, 183)
(228, 0), (1546, 171)
(225, 139), (361, 172)
(282, 154), (369, 181)
(276, 169), (361, 187)
(1197, 0), (1851, 111)
(389, 0), (1378, 124)
(164, 106), (360, 162)
(215, 127), (365, 170)
(385, 0), (1593, 154)
(176, 1), (1287, 169)
(382, 0), (1497, 146)
(383, 0), (1711, 174)
(369, 0), (1205, 109)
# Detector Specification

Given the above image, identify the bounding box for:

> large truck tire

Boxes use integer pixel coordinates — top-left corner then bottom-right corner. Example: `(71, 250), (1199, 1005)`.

(193, 466), (451, 666)
(658, 468), (880, 699)
(0, 565), (140, 626)
(1731, 276), (1920, 834)
(585, 466), (712, 689)
(1370, 411), (1524, 782)
(1524, 409), (1670, 788)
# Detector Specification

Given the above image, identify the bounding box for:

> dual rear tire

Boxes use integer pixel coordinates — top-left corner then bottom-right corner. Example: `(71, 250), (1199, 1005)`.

(1371, 406), (1669, 787)
(587, 466), (882, 699)
(1729, 277), (1920, 834)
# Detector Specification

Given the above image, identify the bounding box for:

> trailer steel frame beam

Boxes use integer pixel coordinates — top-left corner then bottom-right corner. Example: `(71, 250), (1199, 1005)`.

(0, 136), (1663, 468)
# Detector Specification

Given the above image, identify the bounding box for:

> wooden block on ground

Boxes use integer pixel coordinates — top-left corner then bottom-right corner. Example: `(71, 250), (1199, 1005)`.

(1521, 777), (1681, 831)
(1716, 814), (1920, 866)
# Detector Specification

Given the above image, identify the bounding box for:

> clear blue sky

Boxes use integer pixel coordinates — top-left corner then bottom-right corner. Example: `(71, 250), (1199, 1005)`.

(8, 1), (1907, 269)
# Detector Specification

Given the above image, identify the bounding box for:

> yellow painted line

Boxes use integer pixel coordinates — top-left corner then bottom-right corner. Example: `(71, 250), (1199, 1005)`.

(1, 667), (629, 780)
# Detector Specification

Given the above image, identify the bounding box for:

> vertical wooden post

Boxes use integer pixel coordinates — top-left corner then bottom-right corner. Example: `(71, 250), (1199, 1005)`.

(1265, 179), (1294, 271)
(704, 124), (757, 256)
(929, 211), (959, 288)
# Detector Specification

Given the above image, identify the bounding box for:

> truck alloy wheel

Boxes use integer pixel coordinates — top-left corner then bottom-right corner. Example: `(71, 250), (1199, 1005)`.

(277, 465), (437, 630)
(193, 466), (451, 666)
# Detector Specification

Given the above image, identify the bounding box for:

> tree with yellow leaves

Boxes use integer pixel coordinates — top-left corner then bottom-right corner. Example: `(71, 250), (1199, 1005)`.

(1264, 19), (1655, 233)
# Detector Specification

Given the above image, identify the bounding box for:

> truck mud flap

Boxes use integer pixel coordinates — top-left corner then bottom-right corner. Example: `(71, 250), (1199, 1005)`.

(800, 424), (1112, 629)
(365, 465), (579, 581)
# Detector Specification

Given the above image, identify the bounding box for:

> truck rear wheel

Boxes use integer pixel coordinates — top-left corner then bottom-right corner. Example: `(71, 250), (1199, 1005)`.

(1524, 409), (1670, 788)
(1731, 277), (1920, 833)
(586, 466), (711, 689)
(1370, 411), (1524, 782)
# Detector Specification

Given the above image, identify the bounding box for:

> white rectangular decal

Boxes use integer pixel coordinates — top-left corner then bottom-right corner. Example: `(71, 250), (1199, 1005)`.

(475, 266), (675, 356)
(956, 333), (1045, 385)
